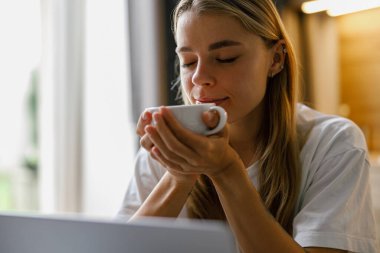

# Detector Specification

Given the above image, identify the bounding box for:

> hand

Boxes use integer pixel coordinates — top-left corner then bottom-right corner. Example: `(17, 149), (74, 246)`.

(202, 109), (220, 130)
(145, 107), (242, 178)
(136, 109), (199, 184)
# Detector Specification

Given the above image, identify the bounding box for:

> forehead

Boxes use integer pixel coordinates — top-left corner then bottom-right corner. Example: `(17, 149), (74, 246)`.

(175, 11), (253, 46)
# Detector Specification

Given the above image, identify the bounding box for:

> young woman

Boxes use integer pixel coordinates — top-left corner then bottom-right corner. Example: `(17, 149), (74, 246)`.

(118, 0), (377, 252)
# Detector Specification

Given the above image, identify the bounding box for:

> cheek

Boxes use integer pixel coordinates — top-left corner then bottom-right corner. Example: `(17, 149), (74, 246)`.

(228, 64), (268, 110)
(235, 74), (267, 103)
(232, 60), (268, 93)
(180, 75), (194, 102)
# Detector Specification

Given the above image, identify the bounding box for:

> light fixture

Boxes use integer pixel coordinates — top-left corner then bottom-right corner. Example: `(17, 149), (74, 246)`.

(301, 0), (380, 16)
(301, 0), (330, 14)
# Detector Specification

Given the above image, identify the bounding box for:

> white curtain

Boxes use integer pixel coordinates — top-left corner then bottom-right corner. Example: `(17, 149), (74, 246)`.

(40, 0), (85, 213)
(82, 0), (136, 216)
(39, 0), (136, 216)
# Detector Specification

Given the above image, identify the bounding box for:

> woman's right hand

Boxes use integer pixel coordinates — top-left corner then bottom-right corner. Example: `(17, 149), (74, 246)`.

(137, 109), (199, 184)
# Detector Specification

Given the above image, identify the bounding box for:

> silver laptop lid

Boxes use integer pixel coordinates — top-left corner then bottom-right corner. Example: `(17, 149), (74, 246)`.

(0, 212), (237, 253)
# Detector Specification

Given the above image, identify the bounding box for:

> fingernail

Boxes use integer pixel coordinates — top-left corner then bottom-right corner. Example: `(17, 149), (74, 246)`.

(142, 111), (148, 121)
(152, 147), (160, 156)
(153, 112), (160, 121)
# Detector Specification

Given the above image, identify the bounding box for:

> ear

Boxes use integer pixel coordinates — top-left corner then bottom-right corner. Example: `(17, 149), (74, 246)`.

(268, 40), (287, 78)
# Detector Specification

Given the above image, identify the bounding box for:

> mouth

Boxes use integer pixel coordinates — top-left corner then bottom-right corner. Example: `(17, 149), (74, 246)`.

(195, 97), (229, 106)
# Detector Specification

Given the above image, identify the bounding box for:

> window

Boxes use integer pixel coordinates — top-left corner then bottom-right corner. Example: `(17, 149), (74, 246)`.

(0, 0), (136, 217)
(0, 0), (41, 211)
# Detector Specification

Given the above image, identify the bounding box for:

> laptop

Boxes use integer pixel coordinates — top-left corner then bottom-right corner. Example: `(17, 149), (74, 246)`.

(0, 212), (237, 253)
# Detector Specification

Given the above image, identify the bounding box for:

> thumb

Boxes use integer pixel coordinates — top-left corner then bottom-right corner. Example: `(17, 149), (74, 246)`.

(202, 109), (220, 129)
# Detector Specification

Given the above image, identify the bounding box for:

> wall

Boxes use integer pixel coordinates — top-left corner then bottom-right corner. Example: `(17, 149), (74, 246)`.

(305, 14), (340, 115)
(337, 7), (380, 246)
(337, 8), (380, 152)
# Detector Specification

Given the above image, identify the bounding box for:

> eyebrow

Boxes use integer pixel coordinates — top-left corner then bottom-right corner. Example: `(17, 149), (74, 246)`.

(176, 40), (242, 53)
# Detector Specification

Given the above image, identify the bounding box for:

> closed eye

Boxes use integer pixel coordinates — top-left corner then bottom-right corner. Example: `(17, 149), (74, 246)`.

(181, 61), (196, 68)
(216, 56), (238, 63)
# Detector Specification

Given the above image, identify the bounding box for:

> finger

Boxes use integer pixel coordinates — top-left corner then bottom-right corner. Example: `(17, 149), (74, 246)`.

(149, 148), (159, 161)
(136, 110), (152, 137)
(151, 146), (183, 171)
(139, 133), (154, 151)
(203, 110), (229, 140)
(153, 111), (197, 161)
(202, 109), (220, 129)
(146, 123), (189, 166)
(152, 147), (202, 174)
(215, 120), (230, 140)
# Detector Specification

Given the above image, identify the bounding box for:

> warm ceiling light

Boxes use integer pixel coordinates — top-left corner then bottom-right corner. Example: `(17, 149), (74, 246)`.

(327, 1), (380, 16)
(301, 0), (330, 14)
(302, 0), (380, 16)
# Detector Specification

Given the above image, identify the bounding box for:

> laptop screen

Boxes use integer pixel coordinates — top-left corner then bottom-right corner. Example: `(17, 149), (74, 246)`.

(0, 212), (237, 253)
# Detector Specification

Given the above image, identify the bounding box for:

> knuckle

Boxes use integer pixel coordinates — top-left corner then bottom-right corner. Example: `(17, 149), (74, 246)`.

(140, 136), (153, 150)
(136, 124), (147, 137)
(136, 128), (143, 136)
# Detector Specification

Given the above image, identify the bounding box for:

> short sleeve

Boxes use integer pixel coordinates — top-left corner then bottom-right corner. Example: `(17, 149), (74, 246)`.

(117, 148), (166, 219)
(293, 148), (378, 252)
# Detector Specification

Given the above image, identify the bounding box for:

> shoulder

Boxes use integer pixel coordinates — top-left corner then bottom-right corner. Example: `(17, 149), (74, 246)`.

(293, 106), (376, 252)
(296, 103), (368, 162)
(296, 103), (370, 192)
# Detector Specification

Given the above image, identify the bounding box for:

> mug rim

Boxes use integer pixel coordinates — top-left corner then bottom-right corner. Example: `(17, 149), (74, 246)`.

(146, 103), (215, 110)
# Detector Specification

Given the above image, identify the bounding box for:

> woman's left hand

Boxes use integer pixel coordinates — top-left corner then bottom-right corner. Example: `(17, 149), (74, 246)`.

(144, 106), (241, 177)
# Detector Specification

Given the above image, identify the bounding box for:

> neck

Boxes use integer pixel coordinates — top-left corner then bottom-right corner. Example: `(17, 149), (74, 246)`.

(229, 104), (264, 167)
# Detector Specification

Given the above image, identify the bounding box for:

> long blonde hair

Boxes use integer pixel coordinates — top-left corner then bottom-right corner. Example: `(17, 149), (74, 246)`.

(172, 0), (301, 234)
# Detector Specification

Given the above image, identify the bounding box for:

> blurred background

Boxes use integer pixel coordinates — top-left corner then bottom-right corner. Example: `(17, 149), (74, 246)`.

(0, 0), (379, 242)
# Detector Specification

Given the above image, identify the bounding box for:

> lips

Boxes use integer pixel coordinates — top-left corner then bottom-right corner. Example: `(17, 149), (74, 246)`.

(195, 97), (229, 105)
(191, 87), (229, 105)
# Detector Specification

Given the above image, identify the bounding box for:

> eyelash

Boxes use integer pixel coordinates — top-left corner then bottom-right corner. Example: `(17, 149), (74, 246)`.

(181, 62), (196, 68)
(181, 57), (238, 68)
(216, 57), (238, 63)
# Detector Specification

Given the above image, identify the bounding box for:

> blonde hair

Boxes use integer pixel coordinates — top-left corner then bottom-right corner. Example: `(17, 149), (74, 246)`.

(172, 0), (301, 234)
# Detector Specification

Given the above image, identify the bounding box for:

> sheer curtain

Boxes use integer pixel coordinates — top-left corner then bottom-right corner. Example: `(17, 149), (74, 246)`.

(40, 0), (85, 213)
(82, 0), (136, 216)
(39, 0), (136, 216)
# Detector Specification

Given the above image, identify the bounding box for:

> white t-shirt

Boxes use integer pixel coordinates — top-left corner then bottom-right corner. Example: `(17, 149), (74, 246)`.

(118, 104), (378, 252)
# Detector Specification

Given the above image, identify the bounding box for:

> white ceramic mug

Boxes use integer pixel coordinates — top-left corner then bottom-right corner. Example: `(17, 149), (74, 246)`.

(146, 103), (227, 135)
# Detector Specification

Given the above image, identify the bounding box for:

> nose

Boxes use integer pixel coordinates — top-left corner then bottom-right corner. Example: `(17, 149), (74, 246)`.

(191, 60), (215, 87)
